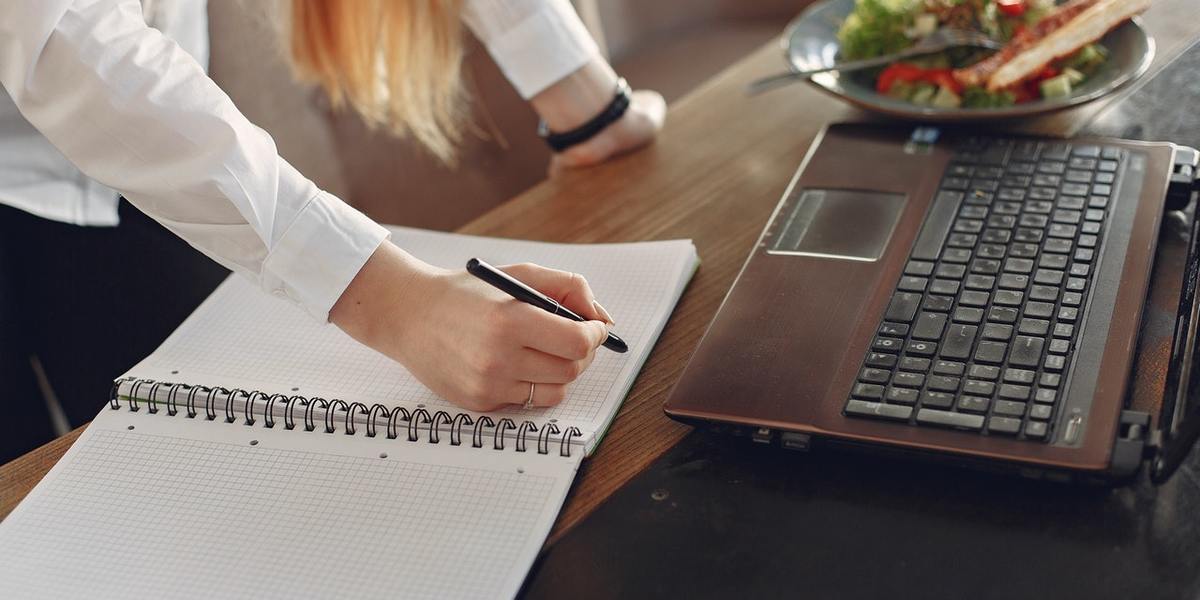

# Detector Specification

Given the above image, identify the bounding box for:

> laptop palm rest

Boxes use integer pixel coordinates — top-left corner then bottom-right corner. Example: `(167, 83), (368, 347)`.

(766, 189), (906, 262)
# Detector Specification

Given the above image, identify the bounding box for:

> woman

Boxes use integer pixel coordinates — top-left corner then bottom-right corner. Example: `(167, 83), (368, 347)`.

(0, 0), (665, 452)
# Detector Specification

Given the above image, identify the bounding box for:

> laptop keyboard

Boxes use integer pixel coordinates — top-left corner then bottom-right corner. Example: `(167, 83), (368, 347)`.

(844, 137), (1122, 441)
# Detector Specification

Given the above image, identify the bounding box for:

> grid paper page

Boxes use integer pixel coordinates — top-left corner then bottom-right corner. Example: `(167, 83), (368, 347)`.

(126, 227), (698, 454)
(0, 406), (580, 600)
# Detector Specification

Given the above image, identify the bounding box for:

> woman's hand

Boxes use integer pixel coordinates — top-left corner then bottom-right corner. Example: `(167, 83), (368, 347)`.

(532, 58), (666, 175)
(548, 89), (666, 174)
(329, 242), (614, 411)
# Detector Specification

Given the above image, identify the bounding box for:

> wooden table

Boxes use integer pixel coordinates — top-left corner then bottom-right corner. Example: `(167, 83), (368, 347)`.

(3, 0), (1199, 547)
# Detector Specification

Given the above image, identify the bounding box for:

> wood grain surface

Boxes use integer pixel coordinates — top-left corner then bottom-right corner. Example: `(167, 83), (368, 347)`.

(2, 0), (1198, 544)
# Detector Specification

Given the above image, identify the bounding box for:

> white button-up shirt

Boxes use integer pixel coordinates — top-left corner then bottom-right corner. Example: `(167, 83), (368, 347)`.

(0, 0), (599, 320)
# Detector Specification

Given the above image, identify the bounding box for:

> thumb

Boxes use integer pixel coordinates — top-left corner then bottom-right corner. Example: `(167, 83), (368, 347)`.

(499, 263), (614, 324)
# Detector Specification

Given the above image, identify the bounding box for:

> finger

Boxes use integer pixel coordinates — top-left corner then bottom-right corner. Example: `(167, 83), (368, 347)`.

(508, 302), (608, 360)
(505, 381), (570, 408)
(506, 347), (596, 385)
(499, 263), (612, 323)
(632, 89), (667, 131)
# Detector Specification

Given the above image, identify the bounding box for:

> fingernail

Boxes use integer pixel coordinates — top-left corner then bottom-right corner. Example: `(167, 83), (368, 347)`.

(593, 301), (615, 325)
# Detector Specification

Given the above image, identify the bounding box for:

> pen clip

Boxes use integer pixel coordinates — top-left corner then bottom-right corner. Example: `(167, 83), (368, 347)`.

(549, 299), (563, 316)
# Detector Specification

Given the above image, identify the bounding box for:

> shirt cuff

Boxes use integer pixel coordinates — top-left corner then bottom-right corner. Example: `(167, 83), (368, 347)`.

(260, 192), (390, 321)
(479, 0), (600, 99)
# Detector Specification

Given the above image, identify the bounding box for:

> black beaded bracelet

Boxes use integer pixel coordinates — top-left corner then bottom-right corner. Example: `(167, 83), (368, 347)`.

(538, 78), (632, 153)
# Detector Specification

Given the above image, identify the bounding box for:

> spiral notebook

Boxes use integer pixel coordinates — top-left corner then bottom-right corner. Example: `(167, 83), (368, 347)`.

(0, 226), (699, 600)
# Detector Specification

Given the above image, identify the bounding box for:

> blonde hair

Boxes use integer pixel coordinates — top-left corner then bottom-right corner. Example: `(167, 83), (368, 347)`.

(285, 0), (466, 163)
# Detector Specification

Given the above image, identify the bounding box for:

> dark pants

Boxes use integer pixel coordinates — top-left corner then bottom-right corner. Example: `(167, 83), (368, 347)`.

(0, 201), (228, 463)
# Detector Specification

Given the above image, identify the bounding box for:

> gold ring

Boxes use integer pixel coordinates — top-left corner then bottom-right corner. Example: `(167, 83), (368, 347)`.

(525, 382), (536, 409)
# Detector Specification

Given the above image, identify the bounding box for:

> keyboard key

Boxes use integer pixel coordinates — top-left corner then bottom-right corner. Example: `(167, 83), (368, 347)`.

(1009, 336), (1045, 368)
(846, 399), (912, 421)
(900, 357), (932, 371)
(993, 399), (1027, 416)
(852, 383), (884, 400)
(975, 341), (1008, 364)
(1004, 369), (1036, 385)
(960, 291), (990, 307)
(872, 336), (903, 353)
(898, 276), (928, 292)
(1024, 421), (1049, 439)
(924, 296), (954, 312)
(913, 312), (948, 340)
(920, 391), (956, 409)
(917, 409), (985, 431)
(1018, 318), (1050, 336)
(905, 260), (935, 276)
(965, 274), (996, 290)
(866, 352), (897, 368)
(893, 372), (925, 388)
(998, 274), (1029, 290)
(886, 387), (920, 405)
(933, 360), (966, 376)
(963, 380), (995, 397)
(860, 368), (891, 384)
(981, 323), (1012, 341)
(879, 322), (909, 337)
(1029, 404), (1053, 420)
(1024, 302), (1055, 319)
(1040, 373), (1061, 388)
(937, 263), (967, 279)
(929, 279), (961, 296)
(1029, 285), (1059, 302)
(959, 396), (991, 413)
(1034, 388), (1057, 404)
(994, 290), (1023, 306)
(998, 385), (1031, 401)
(969, 364), (1001, 381)
(953, 307), (985, 324)
(1049, 338), (1070, 354)
(927, 375), (960, 392)
(906, 340), (938, 356)
(988, 306), (1019, 324)
(988, 416), (1022, 435)
(941, 324), (977, 359)
(1045, 355), (1067, 371)
(885, 292), (922, 322)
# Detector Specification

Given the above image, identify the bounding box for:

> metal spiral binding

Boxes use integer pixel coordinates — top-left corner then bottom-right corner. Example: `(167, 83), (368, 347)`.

(108, 377), (582, 457)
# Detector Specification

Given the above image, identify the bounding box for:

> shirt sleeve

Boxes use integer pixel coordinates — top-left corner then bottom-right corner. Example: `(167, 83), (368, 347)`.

(0, 0), (388, 321)
(461, 0), (601, 100)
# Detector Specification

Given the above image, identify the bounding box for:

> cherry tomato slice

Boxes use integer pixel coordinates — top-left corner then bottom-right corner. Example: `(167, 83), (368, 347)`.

(876, 63), (925, 93)
(921, 69), (964, 95)
(997, 0), (1026, 17)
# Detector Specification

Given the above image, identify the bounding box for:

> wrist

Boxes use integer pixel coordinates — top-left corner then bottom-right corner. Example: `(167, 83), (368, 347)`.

(531, 58), (619, 132)
(329, 242), (437, 351)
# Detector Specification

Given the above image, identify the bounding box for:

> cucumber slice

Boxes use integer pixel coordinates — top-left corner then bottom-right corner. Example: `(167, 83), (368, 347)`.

(909, 83), (936, 106)
(931, 86), (962, 109)
(1063, 67), (1086, 85)
(1039, 74), (1073, 99)
(886, 80), (916, 100)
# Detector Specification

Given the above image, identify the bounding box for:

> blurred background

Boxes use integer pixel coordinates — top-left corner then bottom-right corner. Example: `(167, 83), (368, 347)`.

(210, 0), (812, 229)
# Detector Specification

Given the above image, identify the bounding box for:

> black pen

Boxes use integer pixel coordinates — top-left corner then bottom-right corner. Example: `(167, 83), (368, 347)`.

(466, 258), (628, 353)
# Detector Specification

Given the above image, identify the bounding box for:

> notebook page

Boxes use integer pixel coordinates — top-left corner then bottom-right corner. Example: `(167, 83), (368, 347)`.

(124, 227), (698, 454)
(0, 405), (579, 600)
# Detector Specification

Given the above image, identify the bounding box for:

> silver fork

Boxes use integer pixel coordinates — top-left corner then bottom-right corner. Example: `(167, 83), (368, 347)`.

(746, 28), (1003, 95)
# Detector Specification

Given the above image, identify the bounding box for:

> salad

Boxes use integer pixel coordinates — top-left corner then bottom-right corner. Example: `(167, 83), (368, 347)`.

(836, 0), (1110, 109)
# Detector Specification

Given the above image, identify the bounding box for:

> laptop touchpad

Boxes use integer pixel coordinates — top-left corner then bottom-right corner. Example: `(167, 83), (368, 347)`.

(767, 189), (906, 262)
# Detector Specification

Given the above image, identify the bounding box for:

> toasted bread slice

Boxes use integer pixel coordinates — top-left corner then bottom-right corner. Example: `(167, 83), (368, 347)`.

(987, 0), (1150, 90)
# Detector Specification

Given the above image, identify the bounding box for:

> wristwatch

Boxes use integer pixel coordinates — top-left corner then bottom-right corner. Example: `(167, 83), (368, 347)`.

(538, 78), (632, 153)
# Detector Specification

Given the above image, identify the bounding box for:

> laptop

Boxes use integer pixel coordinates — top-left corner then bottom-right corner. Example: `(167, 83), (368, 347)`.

(664, 122), (1200, 483)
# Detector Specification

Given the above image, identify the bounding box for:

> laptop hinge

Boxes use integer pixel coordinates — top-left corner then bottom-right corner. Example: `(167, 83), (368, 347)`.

(1166, 146), (1200, 210)
(1110, 410), (1151, 480)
